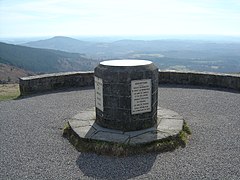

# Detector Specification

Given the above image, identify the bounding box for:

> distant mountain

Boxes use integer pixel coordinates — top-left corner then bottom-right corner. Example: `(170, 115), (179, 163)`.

(23, 36), (94, 53)
(23, 36), (240, 57)
(22, 36), (240, 73)
(0, 42), (98, 74)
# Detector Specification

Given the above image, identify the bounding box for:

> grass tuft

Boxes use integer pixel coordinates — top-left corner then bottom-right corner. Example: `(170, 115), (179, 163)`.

(182, 121), (192, 135)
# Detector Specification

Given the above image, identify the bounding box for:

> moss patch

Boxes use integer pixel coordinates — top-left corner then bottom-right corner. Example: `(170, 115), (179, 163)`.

(63, 121), (191, 157)
(182, 121), (191, 135)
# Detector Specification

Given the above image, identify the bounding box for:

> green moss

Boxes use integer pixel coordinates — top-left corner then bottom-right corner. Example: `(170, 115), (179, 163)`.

(62, 122), (72, 138)
(63, 121), (191, 157)
(182, 121), (192, 135)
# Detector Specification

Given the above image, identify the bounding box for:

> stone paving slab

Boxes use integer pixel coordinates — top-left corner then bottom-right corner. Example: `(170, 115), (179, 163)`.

(157, 119), (183, 132)
(73, 108), (95, 120)
(68, 107), (184, 145)
(92, 122), (124, 134)
(128, 131), (169, 144)
(69, 119), (90, 128)
(73, 126), (96, 139)
(91, 131), (129, 143)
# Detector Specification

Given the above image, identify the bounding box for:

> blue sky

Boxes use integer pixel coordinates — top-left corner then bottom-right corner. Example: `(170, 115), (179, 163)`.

(0, 0), (240, 38)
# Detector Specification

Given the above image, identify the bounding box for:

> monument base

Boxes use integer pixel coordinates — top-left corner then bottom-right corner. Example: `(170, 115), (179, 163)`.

(63, 107), (191, 156)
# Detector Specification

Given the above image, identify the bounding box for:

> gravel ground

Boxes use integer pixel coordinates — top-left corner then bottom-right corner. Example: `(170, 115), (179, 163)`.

(0, 85), (239, 180)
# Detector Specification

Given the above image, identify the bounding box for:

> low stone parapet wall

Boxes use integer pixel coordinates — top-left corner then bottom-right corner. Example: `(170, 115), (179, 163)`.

(19, 71), (94, 96)
(19, 71), (240, 96)
(159, 71), (240, 91)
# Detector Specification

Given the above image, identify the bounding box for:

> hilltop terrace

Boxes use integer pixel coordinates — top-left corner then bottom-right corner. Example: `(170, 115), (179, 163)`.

(0, 70), (239, 179)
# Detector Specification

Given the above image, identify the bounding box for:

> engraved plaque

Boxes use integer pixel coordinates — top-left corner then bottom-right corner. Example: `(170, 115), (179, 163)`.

(131, 79), (151, 114)
(95, 76), (103, 111)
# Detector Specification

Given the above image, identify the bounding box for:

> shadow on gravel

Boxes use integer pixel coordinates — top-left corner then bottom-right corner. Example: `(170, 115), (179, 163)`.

(76, 153), (156, 179)
(15, 86), (94, 100)
(159, 84), (240, 94)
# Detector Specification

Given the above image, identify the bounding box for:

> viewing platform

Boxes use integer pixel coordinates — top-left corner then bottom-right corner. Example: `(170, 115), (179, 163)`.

(1, 69), (239, 179)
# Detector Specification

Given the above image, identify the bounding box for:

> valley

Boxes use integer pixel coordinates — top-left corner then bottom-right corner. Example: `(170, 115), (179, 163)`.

(0, 36), (240, 83)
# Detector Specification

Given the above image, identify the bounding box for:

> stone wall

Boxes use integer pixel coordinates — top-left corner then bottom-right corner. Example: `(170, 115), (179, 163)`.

(159, 71), (240, 91)
(19, 71), (94, 96)
(19, 71), (240, 96)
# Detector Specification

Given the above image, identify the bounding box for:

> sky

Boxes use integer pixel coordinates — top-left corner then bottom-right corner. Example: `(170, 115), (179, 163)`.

(0, 0), (240, 38)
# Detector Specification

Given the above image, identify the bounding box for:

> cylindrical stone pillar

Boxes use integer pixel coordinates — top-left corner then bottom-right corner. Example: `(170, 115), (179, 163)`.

(94, 59), (158, 131)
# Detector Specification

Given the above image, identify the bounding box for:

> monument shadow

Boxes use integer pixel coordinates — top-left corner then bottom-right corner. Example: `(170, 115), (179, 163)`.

(76, 152), (157, 179)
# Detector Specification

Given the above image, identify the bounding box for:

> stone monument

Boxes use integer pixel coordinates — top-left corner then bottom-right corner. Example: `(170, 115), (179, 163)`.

(65, 59), (188, 155)
(94, 60), (158, 131)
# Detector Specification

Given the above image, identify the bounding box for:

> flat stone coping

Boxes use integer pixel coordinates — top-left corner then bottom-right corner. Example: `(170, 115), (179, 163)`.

(68, 107), (184, 145)
(100, 60), (152, 67)
(161, 70), (240, 77)
(20, 71), (93, 80)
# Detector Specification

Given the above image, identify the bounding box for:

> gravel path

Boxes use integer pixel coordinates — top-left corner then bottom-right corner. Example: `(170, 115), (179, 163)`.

(0, 85), (239, 180)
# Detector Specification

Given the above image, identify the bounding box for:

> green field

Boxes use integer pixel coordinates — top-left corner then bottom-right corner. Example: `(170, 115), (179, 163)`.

(0, 84), (20, 101)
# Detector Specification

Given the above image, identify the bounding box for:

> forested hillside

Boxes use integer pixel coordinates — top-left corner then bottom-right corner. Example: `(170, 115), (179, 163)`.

(0, 63), (35, 83)
(0, 42), (97, 73)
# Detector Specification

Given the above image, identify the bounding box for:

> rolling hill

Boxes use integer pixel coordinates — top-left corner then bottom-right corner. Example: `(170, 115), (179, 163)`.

(23, 36), (94, 53)
(0, 42), (98, 74)
(23, 36), (240, 73)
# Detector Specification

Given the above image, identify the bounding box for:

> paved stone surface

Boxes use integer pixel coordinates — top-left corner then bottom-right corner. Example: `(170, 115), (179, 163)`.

(68, 107), (183, 145)
(1, 85), (240, 179)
